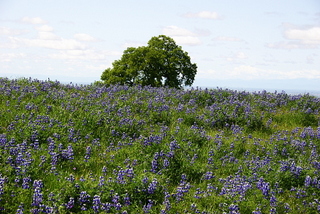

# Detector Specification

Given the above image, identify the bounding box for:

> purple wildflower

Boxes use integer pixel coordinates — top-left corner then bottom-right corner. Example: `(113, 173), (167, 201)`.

(305, 175), (312, 187)
(229, 204), (240, 213)
(62, 145), (74, 160)
(92, 195), (101, 212)
(112, 193), (120, 204)
(147, 178), (158, 194)
(79, 191), (90, 204)
(66, 197), (74, 209)
(257, 177), (270, 197)
(22, 176), (31, 189)
(123, 193), (131, 206)
(143, 199), (153, 213)
(203, 171), (215, 180)
(98, 176), (105, 187)
(16, 203), (24, 214)
(84, 146), (91, 162)
(32, 187), (43, 207)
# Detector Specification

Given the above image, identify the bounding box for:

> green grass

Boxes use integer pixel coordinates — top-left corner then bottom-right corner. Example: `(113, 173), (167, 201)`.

(0, 77), (319, 213)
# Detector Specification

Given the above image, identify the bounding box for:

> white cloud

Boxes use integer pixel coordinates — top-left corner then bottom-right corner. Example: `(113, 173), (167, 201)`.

(235, 52), (247, 59)
(194, 28), (211, 37)
(267, 26), (320, 49)
(162, 26), (196, 37)
(184, 11), (222, 20)
(35, 25), (54, 32)
(50, 50), (120, 60)
(74, 33), (97, 42)
(0, 27), (26, 36)
(162, 26), (201, 46)
(7, 23), (87, 50)
(172, 36), (201, 46)
(50, 50), (104, 60)
(86, 64), (111, 72)
(285, 27), (320, 45)
(0, 53), (26, 62)
(217, 52), (247, 62)
(10, 37), (87, 50)
(122, 41), (145, 48)
(306, 54), (318, 64)
(21, 17), (46, 25)
(266, 41), (318, 49)
(37, 32), (60, 40)
(203, 65), (320, 80)
(213, 36), (243, 42)
(34, 25), (60, 40)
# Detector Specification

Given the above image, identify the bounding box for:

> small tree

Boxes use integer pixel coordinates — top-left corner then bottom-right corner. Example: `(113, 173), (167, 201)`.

(101, 35), (197, 89)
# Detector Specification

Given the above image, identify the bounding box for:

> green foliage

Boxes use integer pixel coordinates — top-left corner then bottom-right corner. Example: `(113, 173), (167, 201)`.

(1, 78), (320, 213)
(101, 35), (197, 89)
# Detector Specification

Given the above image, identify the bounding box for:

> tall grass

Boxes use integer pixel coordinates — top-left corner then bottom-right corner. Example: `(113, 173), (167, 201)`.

(0, 77), (319, 213)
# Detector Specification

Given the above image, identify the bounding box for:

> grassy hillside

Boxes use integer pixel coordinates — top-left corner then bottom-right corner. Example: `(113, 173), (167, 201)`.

(0, 77), (319, 213)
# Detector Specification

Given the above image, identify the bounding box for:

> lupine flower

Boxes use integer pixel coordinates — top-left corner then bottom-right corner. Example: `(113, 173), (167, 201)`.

(66, 197), (74, 209)
(190, 154), (198, 164)
(143, 199), (153, 213)
(38, 155), (46, 167)
(270, 194), (277, 207)
(102, 166), (107, 174)
(84, 146), (91, 162)
(79, 191), (91, 204)
(194, 188), (204, 199)
(123, 193), (131, 206)
(252, 207), (262, 214)
(284, 203), (290, 213)
(163, 158), (170, 168)
(289, 161), (303, 178)
(92, 195), (101, 212)
(142, 176), (148, 184)
(114, 202), (122, 210)
(206, 183), (218, 195)
(16, 208), (24, 214)
(116, 169), (125, 184)
(256, 177), (270, 197)
(151, 153), (159, 173)
(62, 145), (74, 160)
(47, 138), (55, 155)
(33, 180), (43, 189)
(50, 152), (59, 166)
(203, 171), (215, 180)
(15, 152), (24, 166)
(147, 178), (158, 194)
(58, 143), (64, 152)
(0, 176), (5, 200)
(229, 204), (240, 213)
(266, 118), (272, 127)
(161, 191), (171, 212)
(207, 157), (214, 165)
(22, 176), (31, 189)
(66, 174), (75, 182)
(98, 176), (105, 187)
(169, 140), (180, 151)
(270, 208), (277, 214)
(293, 188), (307, 199)
(305, 175), (312, 187)
(175, 175), (192, 201)
(32, 187), (43, 207)
(112, 193), (120, 204)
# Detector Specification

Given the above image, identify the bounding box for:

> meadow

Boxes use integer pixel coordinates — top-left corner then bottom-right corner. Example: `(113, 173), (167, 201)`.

(0, 77), (319, 213)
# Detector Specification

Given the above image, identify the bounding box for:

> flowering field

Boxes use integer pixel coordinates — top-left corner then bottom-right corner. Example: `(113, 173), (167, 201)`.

(0, 77), (320, 213)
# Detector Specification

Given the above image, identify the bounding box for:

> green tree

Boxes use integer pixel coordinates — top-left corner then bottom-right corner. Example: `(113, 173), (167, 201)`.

(101, 35), (197, 89)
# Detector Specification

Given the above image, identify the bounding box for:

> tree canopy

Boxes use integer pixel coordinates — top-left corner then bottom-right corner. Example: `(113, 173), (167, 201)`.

(101, 35), (197, 89)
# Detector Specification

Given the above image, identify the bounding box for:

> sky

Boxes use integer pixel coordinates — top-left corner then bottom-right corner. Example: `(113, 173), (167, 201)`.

(1, 0), (320, 93)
